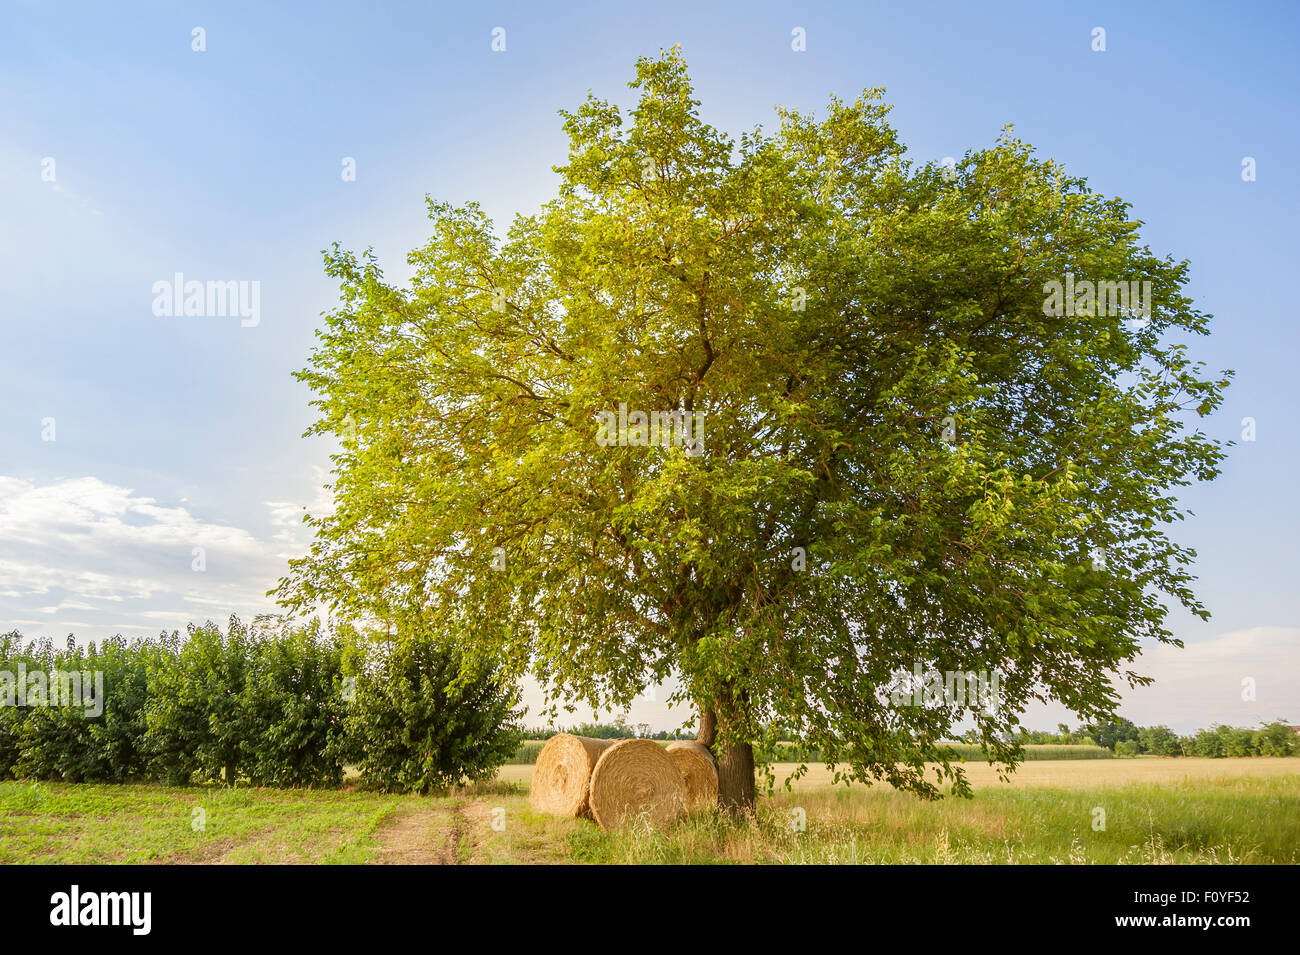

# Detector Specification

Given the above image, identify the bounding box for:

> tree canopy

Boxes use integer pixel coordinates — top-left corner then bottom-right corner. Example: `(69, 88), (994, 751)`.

(276, 48), (1230, 807)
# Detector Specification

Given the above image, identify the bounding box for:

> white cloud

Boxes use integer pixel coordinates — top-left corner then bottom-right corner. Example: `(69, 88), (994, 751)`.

(1118, 626), (1300, 731)
(264, 467), (334, 553)
(0, 474), (321, 641)
(521, 629), (1300, 735)
(3, 475), (1294, 735)
(0, 476), (261, 552)
(1006, 627), (1300, 735)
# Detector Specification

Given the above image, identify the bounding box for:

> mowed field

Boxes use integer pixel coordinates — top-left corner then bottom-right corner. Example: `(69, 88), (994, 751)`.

(2, 758), (1297, 865)
(494, 756), (1299, 789)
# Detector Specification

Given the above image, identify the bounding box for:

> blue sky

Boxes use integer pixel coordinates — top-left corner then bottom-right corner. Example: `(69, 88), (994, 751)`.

(1, 1), (1297, 732)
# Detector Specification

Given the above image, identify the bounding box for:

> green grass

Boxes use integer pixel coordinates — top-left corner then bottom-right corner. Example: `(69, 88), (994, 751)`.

(0, 780), (415, 864)
(4, 765), (1296, 864)
(562, 775), (1300, 864)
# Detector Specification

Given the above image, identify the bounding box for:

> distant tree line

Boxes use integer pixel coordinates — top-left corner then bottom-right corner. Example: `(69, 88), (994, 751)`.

(523, 716), (1297, 760)
(521, 718), (692, 741)
(960, 717), (1297, 757)
(0, 617), (520, 792)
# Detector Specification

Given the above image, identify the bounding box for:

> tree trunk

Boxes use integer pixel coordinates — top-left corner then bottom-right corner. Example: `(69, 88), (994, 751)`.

(697, 706), (716, 748)
(714, 736), (756, 813)
(697, 702), (755, 813)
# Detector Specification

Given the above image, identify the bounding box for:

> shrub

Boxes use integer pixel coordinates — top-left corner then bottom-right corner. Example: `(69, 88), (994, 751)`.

(9, 635), (154, 783)
(342, 625), (522, 793)
(1255, 721), (1297, 757)
(81, 635), (155, 781)
(0, 632), (35, 780)
(143, 618), (352, 787)
(1216, 724), (1257, 758)
(2, 618), (521, 789)
(143, 621), (252, 784)
(239, 620), (350, 787)
(255, 636), (344, 782)
(1084, 717), (1140, 751)
(1192, 727), (1225, 758)
(1137, 724), (1182, 757)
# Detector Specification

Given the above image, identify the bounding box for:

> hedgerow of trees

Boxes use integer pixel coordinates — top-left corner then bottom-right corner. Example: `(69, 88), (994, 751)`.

(982, 717), (1297, 757)
(0, 617), (520, 791)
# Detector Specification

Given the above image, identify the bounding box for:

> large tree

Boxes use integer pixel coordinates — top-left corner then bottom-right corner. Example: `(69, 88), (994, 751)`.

(276, 49), (1230, 810)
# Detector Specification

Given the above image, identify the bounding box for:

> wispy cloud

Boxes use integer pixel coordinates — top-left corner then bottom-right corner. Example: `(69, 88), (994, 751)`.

(1118, 627), (1300, 731)
(0, 474), (321, 640)
(1, 473), (1294, 733)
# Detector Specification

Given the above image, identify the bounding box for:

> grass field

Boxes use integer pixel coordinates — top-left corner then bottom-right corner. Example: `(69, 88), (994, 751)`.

(494, 755), (1287, 789)
(2, 757), (1296, 865)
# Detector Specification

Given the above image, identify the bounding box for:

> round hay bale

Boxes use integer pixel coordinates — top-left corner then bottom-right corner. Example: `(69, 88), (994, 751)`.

(529, 734), (615, 818)
(588, 738), (688, 831)
(666, 740), (718, 809)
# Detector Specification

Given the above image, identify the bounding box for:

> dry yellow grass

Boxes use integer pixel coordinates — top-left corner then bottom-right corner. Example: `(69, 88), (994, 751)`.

(498, 756), (1300, 791)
